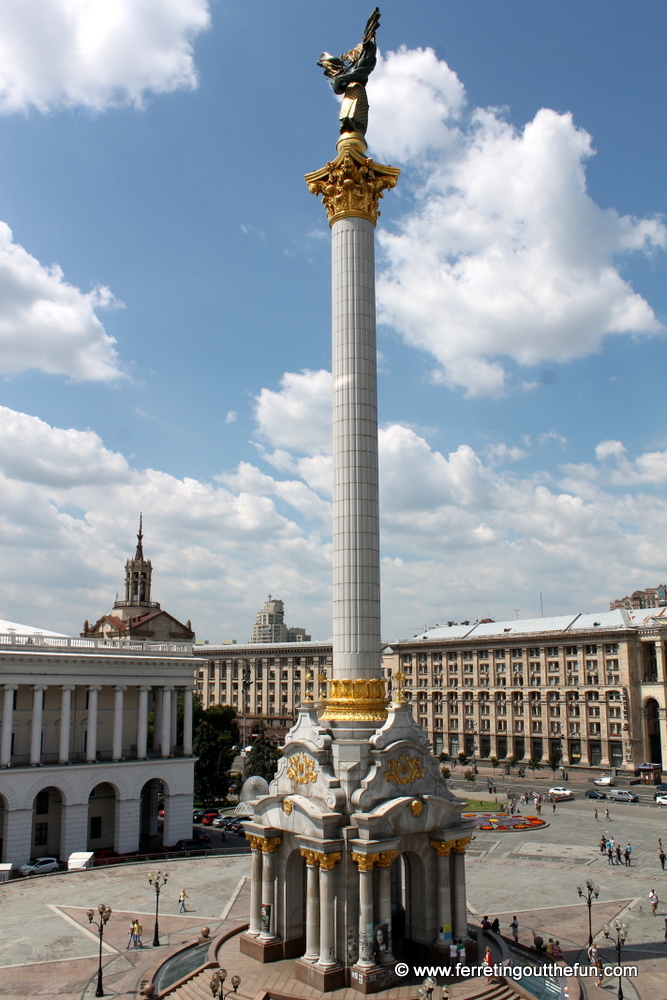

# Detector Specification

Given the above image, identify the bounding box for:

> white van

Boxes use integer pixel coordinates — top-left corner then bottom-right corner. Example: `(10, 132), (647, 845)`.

(608, 789), (639, 803)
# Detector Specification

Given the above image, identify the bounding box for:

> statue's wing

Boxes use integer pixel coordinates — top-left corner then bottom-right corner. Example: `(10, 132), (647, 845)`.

(363, 7), (381, 44)
(318, 51), (345, 78)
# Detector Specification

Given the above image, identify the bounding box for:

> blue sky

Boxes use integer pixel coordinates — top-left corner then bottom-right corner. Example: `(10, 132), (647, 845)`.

(0, 0), (666, 641)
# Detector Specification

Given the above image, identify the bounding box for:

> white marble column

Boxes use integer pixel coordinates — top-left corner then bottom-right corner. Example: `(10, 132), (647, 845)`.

(655, 641), (666, 683)
(153, 687), (163, 750)
(137, 686), (150, 759)
(452, 842), (470, 940)
(30, 685), (46, 765)
(431, 842), (453, 943)
(171, 690), (178, 752)
(259, 842), (279, 941)
(160, 687), (173, 758)
(331, 216), (381, 680)
(354, 855), (376, 967)
(249, 841), (263, 936)
(318, 855), (339, 967)
(86, 686), (100, 763)
(1, 685), (17, 766)
(112, 686), (126, 760)
(303, 855), (320, 961)
(376, 852), (397, 964)
(183, 688), (193, 756)
(58, 685), (74, 763)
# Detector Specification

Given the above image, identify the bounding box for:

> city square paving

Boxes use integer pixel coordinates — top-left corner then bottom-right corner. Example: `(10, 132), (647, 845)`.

(1, 794), (665, 1000)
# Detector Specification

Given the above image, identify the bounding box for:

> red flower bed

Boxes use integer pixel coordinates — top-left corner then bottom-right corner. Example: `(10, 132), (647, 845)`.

(463, 812), (547, 832)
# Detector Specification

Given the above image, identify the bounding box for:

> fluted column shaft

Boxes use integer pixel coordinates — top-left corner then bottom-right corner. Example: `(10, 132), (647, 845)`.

(431, 844), (453, 943)
(1, 685), (17, 766)
(331, 216), (381, 680)
(249, 846), (263, 936)
(377, 858), (395, 963)
(86, 686), (100, 762)
(304, 860), (320, 961)
(357, 865), (375, 967)
(259, 849), (277, 940)
(58, 686), (74, 763)
(452, 848), (468, 940)
(30, 686), (46, 765)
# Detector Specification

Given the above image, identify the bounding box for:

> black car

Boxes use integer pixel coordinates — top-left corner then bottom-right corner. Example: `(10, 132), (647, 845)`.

(585, 789), (607, 800)
(174, 839), (208, 853)
(192, 810), (204, 823)
(653, 784), (667, 800)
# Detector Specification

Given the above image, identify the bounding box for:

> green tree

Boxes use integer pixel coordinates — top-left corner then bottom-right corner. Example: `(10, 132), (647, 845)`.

(489, 756), (499, 770)
(527, 756), (542, 773)
(547, 751), (561, 776)
(441, 766), (451, 780)
(463, 768), (476, 785)
(192, 704), (238, 804)
(457, 751), (468, 766)
(245, 728), (282, 784)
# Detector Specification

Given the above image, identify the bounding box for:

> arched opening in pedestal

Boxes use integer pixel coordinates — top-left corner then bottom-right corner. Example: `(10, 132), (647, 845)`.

(392, 851), (427, 958)
(282, 848), (306, 957)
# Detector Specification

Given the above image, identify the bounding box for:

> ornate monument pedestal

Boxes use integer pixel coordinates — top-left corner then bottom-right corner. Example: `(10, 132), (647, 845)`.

(239, 10), (473, 993)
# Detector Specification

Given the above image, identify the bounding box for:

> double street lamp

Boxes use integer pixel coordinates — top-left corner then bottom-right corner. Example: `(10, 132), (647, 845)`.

(577, 879), (600, 946)
(86, 903), (112, 997)
(603, 920), (629, 1000)
(147, 869), (168, 947)
(209, 968), (242, 999)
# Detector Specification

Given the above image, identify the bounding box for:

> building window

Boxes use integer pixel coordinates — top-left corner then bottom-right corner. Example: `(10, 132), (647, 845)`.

(546, 647), (559, 656)
(514, 721), (524, 732)
(565, 645), (578, 656)
(585, 645), (598, 655)
(532, 721), (542, 733)
(402, 655), (412, 664)
(478, 650), (489, 659)
(569, 722), (580, 734)
(35, 791), (49, 815)
(610, 723), (622, 734)
(34, 823), (48, 846)
(605, 643), (619, 654)
(90, 816), (102, 840)
(448, 652), (458, 660)
(512, 649), (523, 658)
(589, 722), (601, 735)
(463, 651), (473, 660)
(528, 648), (540, 658)
(495, 649), (506, 658)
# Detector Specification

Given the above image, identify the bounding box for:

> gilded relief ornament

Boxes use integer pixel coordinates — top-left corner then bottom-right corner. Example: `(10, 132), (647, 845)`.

(282, 797), (293, 814)
(392, 670), (407, 704)
(320, 677), (388, 721)
(319, 852), (342, 871)
(452, 837), (472, 854)
(385, 752), (425, 785)
(410, 799), (423, 817)
(377, 850), (398, 868)
(429, 839), (453, 857)
(285, 752), (318, 784)
(351, 851), (379, 872)
(248, 835), (282, 854)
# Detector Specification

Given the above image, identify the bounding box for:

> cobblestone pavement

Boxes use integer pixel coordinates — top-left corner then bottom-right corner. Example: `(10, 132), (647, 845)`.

(0, 795), (665, 1000)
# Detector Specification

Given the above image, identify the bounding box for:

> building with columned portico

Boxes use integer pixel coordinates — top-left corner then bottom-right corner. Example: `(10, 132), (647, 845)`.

(0, 620), (196, 866)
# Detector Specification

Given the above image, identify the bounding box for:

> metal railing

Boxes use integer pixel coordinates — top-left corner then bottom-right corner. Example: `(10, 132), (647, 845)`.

(0, 633), (192, 654)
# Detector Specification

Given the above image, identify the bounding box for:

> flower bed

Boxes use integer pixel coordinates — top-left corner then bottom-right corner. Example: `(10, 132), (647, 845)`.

(463, 811), (547, 832)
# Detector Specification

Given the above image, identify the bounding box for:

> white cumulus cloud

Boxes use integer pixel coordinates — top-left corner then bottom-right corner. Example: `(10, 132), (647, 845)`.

(0, 223), (122, 380)
(0, 0), (211, 113)
(367, 48), (666, 397)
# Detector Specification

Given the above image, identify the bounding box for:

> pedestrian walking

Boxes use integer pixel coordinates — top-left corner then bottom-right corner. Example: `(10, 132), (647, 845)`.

(179, 888), (189, 912)
(649, 889), (659, 915)
(126, 919), (135, 950)
(615, 845), (622, 865)
(599, 836), (607, 855)
(593, 808), (598, 822)
(623, 847), (631, 866)
(626, 843), (632, 863)
(449, 940), (458, 960)
(552, 800), (556, 814)
(607, 847), (615, 865)
(134, 919), (143, 948)
(659, 849), (666, 871)
(605, 808), (610, 821)
(457, 939), (467, 961)
(510, 916), (519, 943)
(491, 917), (500, 935)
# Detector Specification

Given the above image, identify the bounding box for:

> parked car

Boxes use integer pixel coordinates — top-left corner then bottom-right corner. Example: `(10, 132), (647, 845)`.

(174, 839), (209, 853)
(93, 849), (127, 866)
(192, 828), (210, 843)
(193, 810), (204, 823)
(608, 789), (639, 803)
(655, 794), (667, 806)
(201, 810), (221, 825)
(594, 776), (615, 786)
(585, 789), (607, 800)
(211, 816), (228, 828)
(19, 857), (60, 876)
(652, 784), (667, 800)
(549, 787), (574, 800)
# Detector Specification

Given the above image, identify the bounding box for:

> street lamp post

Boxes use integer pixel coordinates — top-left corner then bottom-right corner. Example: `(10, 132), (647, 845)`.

(86, 903), (112, 997)
(209, 968), (242, 999)
(577, 880), (600, 946)
(241, 662), (251, 779)
(147, 869), (168, 946)
(603, 920), (629, 1000)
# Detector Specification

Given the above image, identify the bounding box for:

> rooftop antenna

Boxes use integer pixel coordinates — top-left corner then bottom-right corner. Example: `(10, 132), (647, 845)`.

(515, 609), (520, 620)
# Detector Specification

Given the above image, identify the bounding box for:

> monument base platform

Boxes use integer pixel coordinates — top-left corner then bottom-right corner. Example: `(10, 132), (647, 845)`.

(239, 931), (285, 963)
(294, 958), (347, 992)
(349, 963), (402, 994)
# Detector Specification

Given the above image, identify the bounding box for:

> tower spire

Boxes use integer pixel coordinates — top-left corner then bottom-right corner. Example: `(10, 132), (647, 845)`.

(135, 513), (144, 560)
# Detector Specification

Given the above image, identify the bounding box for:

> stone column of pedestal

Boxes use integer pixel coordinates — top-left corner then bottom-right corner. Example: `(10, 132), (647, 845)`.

(258, 837), (281, 940)
(112, 686), (126, 760)
(299, 849), (321, 960)
(248, 839), (264, 936)
(137, 686), (151, 759)
(1, 685), (17, 766)
(183, 688), (193, 756)
(430, 841), (453, 943)
(376, 850), (398, 963)
(161, 687), (173, 758)
(451, 839), (471, 940)
(86, 686), (100, 762)
(352, 852), (376, 967)
(30, 685), (46, 765)
(58, 685), (74, 763)
(317, 852), (341, 967)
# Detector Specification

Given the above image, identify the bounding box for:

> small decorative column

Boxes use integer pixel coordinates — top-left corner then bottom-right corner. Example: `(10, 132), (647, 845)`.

(161, 686), (173, 758)
(376, 850), (398, 964)
(299, 849), (321, 961)
(183, 687), (193, 755)
(430, 840), (453, 944)
(258, 836), (282, 941)
(317, 852), (341, 967)
(86, 686), (100, 763)
(30, 685), (46, 765)
(352, 852), (378, 968)
(248, 837), (264, 936)
(451, 838), (471, 940)
(112, 685), (126, 760)
(1, 685), (17, 766)
(58, 685), (75, 763)
(137, 686), (151, 759)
